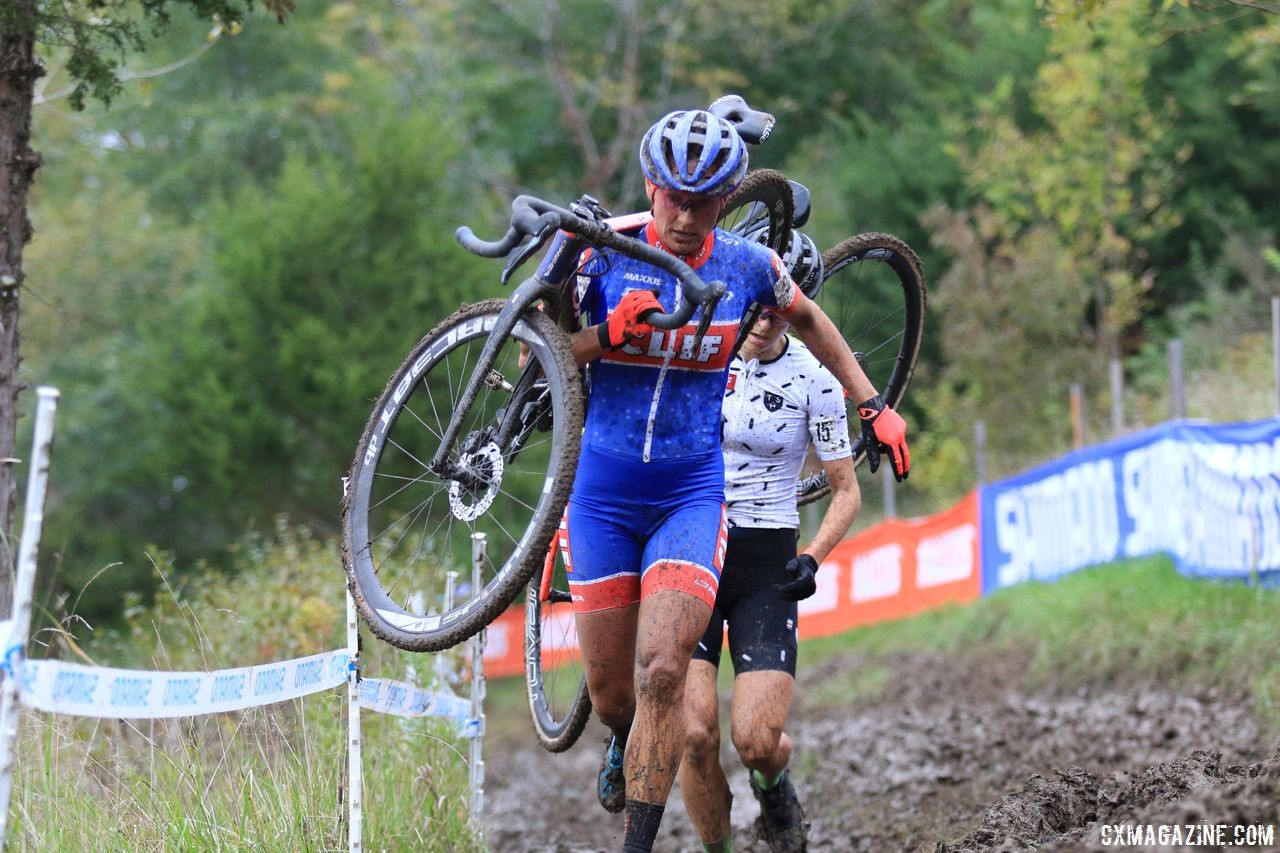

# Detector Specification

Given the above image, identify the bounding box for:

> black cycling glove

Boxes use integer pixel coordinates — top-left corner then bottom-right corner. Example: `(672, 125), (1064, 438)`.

(775, 554), (819, 601)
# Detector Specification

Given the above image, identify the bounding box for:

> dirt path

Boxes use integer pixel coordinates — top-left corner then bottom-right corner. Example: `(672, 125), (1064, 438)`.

(480, 647), (1278, 852)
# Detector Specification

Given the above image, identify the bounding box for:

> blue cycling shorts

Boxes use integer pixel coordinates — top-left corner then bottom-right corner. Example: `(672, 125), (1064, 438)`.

(564, 445), (727, 612)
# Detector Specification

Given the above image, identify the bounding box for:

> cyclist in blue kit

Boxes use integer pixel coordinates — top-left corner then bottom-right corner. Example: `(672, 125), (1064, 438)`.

(558, 106), (911, 853)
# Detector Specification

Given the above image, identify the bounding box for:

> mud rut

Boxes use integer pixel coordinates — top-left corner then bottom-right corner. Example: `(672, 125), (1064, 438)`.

(480, 647), (1279, 852)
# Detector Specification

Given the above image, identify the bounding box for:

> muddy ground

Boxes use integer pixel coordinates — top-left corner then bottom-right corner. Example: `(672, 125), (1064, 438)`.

(480, 647), (1279, 852)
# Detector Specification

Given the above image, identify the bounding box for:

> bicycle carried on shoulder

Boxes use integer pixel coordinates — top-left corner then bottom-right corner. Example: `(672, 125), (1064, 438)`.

(341, 91), (926, 715)
(341, 97), (793, 654)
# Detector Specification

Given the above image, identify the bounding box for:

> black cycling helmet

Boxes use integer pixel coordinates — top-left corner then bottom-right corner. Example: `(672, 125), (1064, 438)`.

(747, 227), (825, 299)
(786, 231), (825, 298)
(639, 109), (749, 198)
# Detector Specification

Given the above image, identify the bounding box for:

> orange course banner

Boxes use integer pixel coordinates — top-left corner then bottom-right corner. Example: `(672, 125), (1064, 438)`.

(479, 607), (527, 679)
(481, 491), (983, 678)
(797, 491), (982, 640)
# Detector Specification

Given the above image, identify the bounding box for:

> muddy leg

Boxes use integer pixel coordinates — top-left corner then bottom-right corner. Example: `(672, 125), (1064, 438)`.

(680, 658), (733, 844)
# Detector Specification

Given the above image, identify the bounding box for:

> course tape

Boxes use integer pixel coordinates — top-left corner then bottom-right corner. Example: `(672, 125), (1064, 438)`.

(357, 677), (478, 736)
(19, 650), (352, 719)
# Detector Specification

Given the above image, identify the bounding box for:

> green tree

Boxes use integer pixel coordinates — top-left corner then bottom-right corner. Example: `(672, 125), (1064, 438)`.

(918, 204), (1101, 493)
(46, 88), (492, 623)
(963, 0), (1184, 358)
(0, 0), (292, 612)
(1143, 9), (1280, 307)
(89, 4), (366, 222)
(794, 0), (1047, 242)
(436, 0), (709, 207)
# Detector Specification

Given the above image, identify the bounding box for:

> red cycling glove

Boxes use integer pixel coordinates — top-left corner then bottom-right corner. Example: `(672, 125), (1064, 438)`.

(599, 290), (662, 350)
(857, 395), (910, 481)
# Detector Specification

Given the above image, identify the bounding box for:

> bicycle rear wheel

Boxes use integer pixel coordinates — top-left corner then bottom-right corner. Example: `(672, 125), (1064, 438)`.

(525, 526), (591, 752)
(719, 168), (793, 252)
(797, 233), (926, 505)
(343, 298), (585, 651)
(720, 169), (794, 357)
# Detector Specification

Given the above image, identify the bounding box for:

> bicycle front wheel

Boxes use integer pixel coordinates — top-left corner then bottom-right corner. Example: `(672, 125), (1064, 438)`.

(797, 233), (926, 505)
(525, 531), (591, 752)
(343, 299), (585, 651)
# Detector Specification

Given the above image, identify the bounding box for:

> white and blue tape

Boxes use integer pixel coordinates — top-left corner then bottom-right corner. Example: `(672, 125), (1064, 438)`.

(356, 677), (473, 727)
(8, 645), (480, 736)
(19, 650), (351, 719)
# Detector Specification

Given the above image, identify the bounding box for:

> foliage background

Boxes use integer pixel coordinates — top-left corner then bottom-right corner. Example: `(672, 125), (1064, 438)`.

(15, 0), (1280, 629)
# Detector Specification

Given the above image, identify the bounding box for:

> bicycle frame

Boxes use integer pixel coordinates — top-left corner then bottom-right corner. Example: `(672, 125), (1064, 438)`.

(423, 273), (557, 483)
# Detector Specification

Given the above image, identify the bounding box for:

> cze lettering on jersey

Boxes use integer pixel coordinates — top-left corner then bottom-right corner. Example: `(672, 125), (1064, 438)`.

(603, 321), (738, 372)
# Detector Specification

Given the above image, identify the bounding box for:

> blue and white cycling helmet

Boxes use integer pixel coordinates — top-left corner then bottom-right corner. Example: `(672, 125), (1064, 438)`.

(748, 226), (825, 299)
(639, 109), (749, 198)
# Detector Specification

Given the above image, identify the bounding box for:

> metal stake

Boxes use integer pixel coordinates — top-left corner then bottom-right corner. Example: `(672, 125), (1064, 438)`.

(0, 388), (60, 844)
(346, 590), (363, 852)
(468, 533), (487, 831)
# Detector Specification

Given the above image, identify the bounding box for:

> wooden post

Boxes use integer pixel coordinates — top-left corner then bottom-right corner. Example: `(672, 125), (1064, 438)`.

(1070, 383), (1085, 450)
(974, 419), (986, 485)
(1168, 339), (1186, 420)
(468, 534), (487, 826)
(881, 464), (896, 519)
(345, 590), (363, 853)
(0, 389), (59, 846)
(1109, 358), (1124, 437)
(1272, 297), (1279, 419)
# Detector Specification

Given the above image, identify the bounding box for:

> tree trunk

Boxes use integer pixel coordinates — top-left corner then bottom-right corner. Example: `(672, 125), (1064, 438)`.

(0, 1), (44, 615)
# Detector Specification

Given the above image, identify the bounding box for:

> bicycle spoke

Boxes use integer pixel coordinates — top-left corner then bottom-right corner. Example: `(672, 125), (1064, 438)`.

(396, 399), (448, 446)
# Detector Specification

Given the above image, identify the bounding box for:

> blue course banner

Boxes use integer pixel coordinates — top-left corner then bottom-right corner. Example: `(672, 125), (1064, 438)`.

(979, 418), (1280, 593)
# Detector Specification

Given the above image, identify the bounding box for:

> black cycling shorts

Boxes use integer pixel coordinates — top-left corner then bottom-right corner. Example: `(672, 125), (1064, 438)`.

(692, 526), (798, 676)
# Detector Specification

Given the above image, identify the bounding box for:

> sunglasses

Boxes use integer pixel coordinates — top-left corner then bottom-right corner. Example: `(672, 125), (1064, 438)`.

(654, 189), (721, 215)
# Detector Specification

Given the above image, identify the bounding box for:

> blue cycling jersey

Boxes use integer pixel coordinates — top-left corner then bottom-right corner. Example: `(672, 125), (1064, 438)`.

(578, 219), (802, 462)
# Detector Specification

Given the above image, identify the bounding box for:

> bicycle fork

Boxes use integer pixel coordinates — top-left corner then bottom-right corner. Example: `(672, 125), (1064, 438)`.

(427, 276), (560, 482)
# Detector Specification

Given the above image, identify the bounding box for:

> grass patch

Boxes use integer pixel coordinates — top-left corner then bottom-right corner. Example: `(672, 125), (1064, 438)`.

(801, 555), (1280, 729)
(12, 696), (480, 851)
(11, 523), (482, 851)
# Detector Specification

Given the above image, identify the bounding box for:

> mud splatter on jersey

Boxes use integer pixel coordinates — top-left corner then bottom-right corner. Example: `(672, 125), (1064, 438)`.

(579, 221), (801, 461)
(721, 337), (851, 528)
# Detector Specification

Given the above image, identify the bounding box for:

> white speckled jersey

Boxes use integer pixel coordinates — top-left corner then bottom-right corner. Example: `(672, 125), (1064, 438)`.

(578, 220), (801, 462)
(721, 337), (851, 528)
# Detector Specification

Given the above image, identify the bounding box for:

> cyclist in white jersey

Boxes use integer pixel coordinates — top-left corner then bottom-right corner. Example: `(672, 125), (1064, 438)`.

(679, 234), (862, 853)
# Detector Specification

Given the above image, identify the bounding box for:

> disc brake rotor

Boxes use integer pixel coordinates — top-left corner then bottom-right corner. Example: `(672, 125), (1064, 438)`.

(448, 443), (504, 522)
